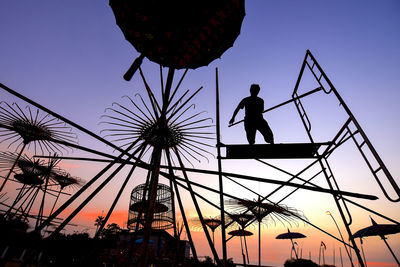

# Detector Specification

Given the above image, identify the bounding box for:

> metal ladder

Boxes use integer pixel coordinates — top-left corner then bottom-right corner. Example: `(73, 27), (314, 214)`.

(294, 50), (400, 203)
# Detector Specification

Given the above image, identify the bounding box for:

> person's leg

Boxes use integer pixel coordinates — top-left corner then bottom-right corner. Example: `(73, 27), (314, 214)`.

(258, 119), (274, 144)
(244, 120), (256, 145)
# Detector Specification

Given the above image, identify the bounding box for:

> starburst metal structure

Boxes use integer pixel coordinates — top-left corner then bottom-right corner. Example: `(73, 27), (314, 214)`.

(0, 151), (50, 219)
(49, 170), (82, 217)
(99, 69), (214, 167)
(227, 198), (306, 228)
(0, 49), (398, 266)
(0, 102), (77, 191)
(4, 67), (226, 266)
(0, 151), (82, 230)
(97, 67), (219, 264)
(226, 197), (307, 266)
(0, 102), (76, 152)
(191, 215), (223, 245)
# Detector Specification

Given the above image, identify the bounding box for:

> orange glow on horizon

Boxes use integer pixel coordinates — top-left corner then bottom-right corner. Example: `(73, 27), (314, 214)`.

(366, 262), (398, 266)
(74, 209), (128, 225)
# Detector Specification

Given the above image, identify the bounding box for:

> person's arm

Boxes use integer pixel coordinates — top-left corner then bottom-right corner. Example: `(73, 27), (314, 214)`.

(229, 99), (244, 125)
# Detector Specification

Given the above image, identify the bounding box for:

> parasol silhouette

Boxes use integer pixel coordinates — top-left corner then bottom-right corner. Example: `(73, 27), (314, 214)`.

(228, 228), (254, 265)
(352, 217), (400, 266)
(109, 0), (245, 79)
(228, 229), (253, 237)
(226, 197), (307, 266)
(226, 213), (254, 265)
(276, 229), (307, 260)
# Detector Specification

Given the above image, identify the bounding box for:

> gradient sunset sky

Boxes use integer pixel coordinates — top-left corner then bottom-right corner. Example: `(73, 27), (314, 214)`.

(1, 0), (400, 266)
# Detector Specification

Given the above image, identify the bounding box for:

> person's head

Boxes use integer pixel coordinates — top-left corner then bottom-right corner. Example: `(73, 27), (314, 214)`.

(250, 84), (260, 96)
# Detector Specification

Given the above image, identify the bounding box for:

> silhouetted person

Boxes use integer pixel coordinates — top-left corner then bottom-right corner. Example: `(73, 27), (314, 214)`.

(229, 84), (274, 145)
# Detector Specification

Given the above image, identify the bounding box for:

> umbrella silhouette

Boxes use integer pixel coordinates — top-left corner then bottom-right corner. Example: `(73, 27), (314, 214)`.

(228, 198), (306, 267)
(229, 228), (253, 265)
(276, 229), (307, 260)
(352, 217), (400, 265)
(226, 213), (254, 265)
(204, 217), (222, 245)
(228, 229), (253, 237)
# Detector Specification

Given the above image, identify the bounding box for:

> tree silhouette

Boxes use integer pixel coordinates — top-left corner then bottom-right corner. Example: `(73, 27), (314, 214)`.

(94, 215), (105, 233)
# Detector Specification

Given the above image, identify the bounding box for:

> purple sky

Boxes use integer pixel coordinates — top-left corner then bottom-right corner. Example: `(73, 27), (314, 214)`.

(1, 1), (400, 265)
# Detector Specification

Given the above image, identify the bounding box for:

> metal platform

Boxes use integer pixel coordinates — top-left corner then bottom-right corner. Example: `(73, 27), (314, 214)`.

(222, 143), (331, 159)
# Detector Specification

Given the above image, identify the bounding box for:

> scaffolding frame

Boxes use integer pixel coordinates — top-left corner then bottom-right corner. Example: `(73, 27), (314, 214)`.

(217, 50), (400, 267)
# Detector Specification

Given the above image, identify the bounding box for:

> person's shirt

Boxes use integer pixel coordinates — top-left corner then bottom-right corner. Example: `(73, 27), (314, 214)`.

(238, 96), (264, 119)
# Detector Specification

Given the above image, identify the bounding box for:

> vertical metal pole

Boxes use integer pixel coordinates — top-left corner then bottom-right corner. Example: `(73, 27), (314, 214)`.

(16, 186), (35, 217)
(5, 184), (28, 217)
(328, 212), (353, 266)
(140, 146), (162, 267)
(243, 232), (250, 264)
(173, 148), (220, 264)
(35, 173), (50, 230)
(48, 190), (61, 217)
(333, 247), (336, 266)
(171, 178), (198, 260)
(290, 238), (298, 259)
(239, 234), (246, 266)
(340, 247), (344, 267)
(169, 178), (177, 239)
(23, 187), (40, 220)
(140, 67), (175, 267)
(166, 150), (198, 261)
(259, 220), (261, 267)
(319, 245), (321, 265)
(162, 68), (175, 113)
(216, 67), (227, 266)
